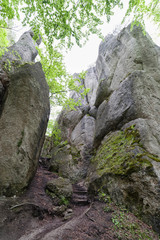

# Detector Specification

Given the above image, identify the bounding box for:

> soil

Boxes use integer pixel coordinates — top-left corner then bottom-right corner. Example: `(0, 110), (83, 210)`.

(0, 159), (159, 240)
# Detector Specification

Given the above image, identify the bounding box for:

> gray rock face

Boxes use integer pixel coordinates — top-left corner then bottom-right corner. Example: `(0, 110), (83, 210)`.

(46, 177), (73, 199)
(88, 168), (160, 233)
(57, 108), (83, 142)
(71, 115), (95, 154)
(50, 144), (81, 181)
(51, 115), (95, 181)
(50, 23), (160, 233)
(1, 29), (41, 65)
(94, 70), (160, 153)
(94, 76), (135, 147)
(84, 67), (98, 107)
(94, 69), (160, 150)
(0, 29), (41, 116)
(0, 62), (50, 196)
(87, 128), (160, 234)
(95, 24), (160, 107)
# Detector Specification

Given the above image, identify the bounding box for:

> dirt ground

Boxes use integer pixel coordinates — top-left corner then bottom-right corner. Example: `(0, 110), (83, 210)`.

(0, 160), (159, 240)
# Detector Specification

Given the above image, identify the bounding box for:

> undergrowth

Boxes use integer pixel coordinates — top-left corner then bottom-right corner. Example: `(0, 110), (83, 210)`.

(98, 191), (160, 240)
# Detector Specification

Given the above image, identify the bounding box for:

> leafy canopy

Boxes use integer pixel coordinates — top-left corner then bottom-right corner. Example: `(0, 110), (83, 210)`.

(0, 0), (159, 47)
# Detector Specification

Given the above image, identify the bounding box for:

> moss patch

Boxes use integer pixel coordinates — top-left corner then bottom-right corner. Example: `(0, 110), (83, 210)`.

(91, 126), (160, 176)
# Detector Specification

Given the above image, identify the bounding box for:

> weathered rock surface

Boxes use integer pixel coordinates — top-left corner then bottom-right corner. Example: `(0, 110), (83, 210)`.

(0, 31), (50, 196)
(0, 63), (50, 196)
(51, 77), (94, 180)
(50, 144), (81, 181)
(49, 24), (160, 233)
(94, 70), (160, 150)
(95, 24), (160, 107)
(1, 29), (41, 66)
(84, 67), (98, 107)
(57, 108), (83, 142)
(71, 115), (95, 155)
(46, 177), (73, 200)
(87, 128), (160, 233)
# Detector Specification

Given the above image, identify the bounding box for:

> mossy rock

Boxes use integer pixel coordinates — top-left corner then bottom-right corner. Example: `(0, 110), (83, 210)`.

(90, 126), (160, 177)
(46, 177), (73, 201)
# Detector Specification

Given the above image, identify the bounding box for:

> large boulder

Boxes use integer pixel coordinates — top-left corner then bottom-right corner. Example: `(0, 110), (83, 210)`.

(87, 127), (160, 233)
(71, 115), (95, 155)
(85, 24), (160, 233)
(94, 70), (160, 150)
(51, 23), (160, 233)
(50, 75), (93, 181)
(50, 144), (82, 181)
(46, 177), (73, 201)
(0, 31), (50, 196)
(50, 115), (95, 181)
(57, 107), (83, 142)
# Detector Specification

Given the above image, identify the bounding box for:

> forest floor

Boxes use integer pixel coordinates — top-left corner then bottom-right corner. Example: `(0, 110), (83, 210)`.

(0, 159), (159, 240)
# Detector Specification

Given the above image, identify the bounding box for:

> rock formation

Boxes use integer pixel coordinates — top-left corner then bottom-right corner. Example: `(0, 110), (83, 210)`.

(0, 30), (50, 196)
(50, 24), (160, 233)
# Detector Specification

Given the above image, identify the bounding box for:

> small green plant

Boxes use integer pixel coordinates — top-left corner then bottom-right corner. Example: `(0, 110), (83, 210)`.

(111, 206), (159, 240)
(59, 195), (69, 206)
(98, 191), (112, 203)
(4, 59), (11, 72)
(103, 205), (112, 213)
(51, 121), (62, 146)
(112, 212), (124, 229)
(0, 28), (9, 59)
(78, 70), (86, 80)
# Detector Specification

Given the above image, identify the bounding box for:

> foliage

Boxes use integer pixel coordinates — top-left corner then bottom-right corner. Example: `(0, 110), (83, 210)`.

(0, 28), (9, 57)
(0, 0), (159, 95)
(98, 191), (112, 203)
(59, 195), (69, 206)
(37, 44), (71, 106)
(111, 206), (159, 240)
(38, 44), (89, 108)
(98, 192), (160, 239)
(51, 121), (62, 146)
(0, 0), (159, 49)
(123, 0), (160, 31)
(21, 0), (122, 49)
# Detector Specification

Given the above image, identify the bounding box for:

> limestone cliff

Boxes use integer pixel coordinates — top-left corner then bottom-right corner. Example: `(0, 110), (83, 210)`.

(49, 24), (160, 233)
(0, 30), (50, 196)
